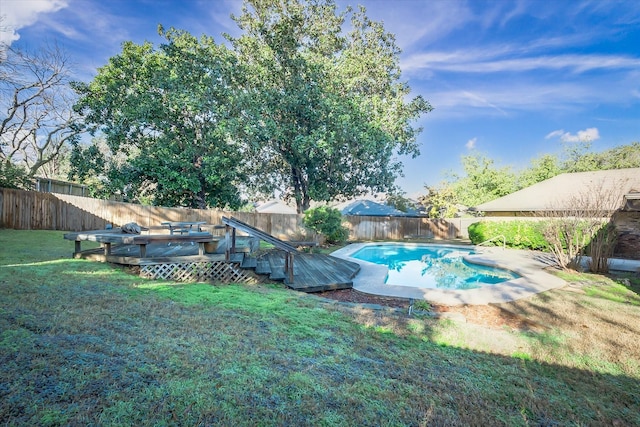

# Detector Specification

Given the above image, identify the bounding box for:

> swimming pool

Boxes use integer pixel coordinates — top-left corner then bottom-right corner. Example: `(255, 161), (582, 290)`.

(350, 244), (520, 290)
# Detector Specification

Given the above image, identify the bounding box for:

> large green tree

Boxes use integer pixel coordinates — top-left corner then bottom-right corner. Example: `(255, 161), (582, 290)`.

(517, 154), (561, 189)
(229, 0), (431, 212)
(449, 153), (518, 207)
(561, 141), (640, 172)
(71, 28), (244, 209)
(419, 153), (517, 217)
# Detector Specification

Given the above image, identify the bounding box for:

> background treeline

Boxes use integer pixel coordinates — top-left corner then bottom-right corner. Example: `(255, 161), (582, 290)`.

(417, 141), (640, 218)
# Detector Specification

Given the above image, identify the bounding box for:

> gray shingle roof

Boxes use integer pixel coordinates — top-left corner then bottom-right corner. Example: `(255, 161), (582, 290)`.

(474, 168), (640, 213)
(340, 199), (408, 216)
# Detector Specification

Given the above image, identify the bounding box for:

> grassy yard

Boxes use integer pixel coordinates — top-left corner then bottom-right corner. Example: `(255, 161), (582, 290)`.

(1, 229), (639, 426)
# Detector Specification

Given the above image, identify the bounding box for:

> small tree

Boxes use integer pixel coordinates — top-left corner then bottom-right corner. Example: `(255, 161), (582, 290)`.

(303, 206), (348, 244)
(0, 161), (32, 189)
(586, 221), (617, 273)
(419, 183), (459, 218)
(540, 179), (625, 272)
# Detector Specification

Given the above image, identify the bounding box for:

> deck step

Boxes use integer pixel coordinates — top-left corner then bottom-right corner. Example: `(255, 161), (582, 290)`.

(241, 255), (257, 269)
(268, 270), (287, 282)
(239, 251), (360, 292)
(255, 258), (272, 275)
(266, 252), (287, 281)
(228, 253), (244, 264)
(286, 281), (353, 293)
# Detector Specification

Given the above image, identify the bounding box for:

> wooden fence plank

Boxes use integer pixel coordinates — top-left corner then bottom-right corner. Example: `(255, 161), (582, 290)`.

(0, 187), (468, 239)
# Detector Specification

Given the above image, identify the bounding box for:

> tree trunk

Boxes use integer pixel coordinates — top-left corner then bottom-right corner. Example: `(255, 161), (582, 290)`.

(291, 166), (310, 213)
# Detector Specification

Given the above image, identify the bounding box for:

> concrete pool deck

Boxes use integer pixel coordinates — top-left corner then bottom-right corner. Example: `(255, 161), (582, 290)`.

(331, 243), (568, 306)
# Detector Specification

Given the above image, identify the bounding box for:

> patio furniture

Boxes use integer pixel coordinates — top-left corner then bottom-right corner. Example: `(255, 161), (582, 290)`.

(161, 221), (206, 235)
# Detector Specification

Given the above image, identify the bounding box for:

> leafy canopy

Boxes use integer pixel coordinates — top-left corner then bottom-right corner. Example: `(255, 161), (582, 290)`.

(228, 0), (432, 212)
(71, 1), (431, 211)
(71, 28), (244, 209)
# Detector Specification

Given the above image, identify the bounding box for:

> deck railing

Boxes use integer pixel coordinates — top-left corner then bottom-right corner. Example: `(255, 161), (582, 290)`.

(221, 216), (298, 283)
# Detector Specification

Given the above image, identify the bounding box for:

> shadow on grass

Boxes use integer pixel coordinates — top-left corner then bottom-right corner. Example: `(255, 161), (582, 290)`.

(1, 230), (639, 425)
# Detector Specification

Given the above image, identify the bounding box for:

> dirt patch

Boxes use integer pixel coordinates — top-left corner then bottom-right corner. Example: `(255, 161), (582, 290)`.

(316, 288), (533, 330)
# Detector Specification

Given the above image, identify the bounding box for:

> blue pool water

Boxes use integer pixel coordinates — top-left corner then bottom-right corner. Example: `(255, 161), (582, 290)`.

(351, 244), (520, 290)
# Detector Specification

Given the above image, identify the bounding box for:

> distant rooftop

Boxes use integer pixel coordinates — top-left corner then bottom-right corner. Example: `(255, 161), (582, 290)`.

(338, 199), (425, 217)
(255, 200), (297, 214)
(474, 168), (640, 213)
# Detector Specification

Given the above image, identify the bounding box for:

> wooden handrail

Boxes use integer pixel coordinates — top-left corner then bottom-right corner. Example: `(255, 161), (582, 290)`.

(221, 216), (298, 283)
(221, 216), (299, 253)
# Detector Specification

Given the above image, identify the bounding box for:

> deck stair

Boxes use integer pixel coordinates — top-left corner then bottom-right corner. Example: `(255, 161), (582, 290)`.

(221, 215), (301, 284)
(240, 255), (258, 269)
(255, 257), (272, 275)
(220, 216), (360, 292)
(248, 250), (360, 292)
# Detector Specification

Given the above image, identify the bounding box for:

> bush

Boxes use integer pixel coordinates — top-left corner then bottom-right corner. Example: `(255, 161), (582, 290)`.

(538, 181), (624, 272)
(0, 162), (32, 190)
(584, 221), (617, 273)
(468, 220), (548, 250)
(303, 206), (349, 244)
(541, 217), (613, 271)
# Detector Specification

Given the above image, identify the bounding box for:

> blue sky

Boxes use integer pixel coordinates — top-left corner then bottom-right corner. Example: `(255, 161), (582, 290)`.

(3, 0), (639, 197)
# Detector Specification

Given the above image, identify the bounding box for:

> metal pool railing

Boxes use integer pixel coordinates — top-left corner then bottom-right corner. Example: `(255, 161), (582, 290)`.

(476, 234), (506, 250)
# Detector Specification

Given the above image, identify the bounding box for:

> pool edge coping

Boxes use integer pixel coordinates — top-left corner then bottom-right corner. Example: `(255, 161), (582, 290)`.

(330, 242), (567, 306)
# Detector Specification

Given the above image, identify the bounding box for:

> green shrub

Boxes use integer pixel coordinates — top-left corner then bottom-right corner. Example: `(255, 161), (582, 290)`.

(468, 220), (548, 250)
(303, 206), (349, 244)
(0, 162), (32, 189)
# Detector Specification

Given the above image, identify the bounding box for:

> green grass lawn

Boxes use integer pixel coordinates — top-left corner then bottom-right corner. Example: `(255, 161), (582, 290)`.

(1, 229), (639, 426)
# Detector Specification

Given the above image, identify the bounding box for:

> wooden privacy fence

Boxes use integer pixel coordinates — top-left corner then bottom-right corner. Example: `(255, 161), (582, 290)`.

(0, 188), (304, 239)
(0, 187), (470, 239)
(346, 215), (466, 240)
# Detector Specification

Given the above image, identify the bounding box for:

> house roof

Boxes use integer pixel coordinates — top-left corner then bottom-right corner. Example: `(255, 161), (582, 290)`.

(255, 200), (297, 214)
(340, 199), (409, 216)
(474, 168), (640, 213)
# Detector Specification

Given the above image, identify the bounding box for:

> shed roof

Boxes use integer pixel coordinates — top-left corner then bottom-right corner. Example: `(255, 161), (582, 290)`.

(474, 168), (640, 213)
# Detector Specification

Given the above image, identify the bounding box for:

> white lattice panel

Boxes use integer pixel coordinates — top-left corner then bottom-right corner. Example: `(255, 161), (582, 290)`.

(140, 261), (257, 283)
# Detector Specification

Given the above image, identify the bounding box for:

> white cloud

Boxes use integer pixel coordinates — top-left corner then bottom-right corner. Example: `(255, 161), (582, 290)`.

(421, 81), (592, 119)
(545, 130), (566, 139)
(402, 49), (640, 75)
(465, 138), (477, 149)
(355, 0), (474, 51)
(545, 128), (600, 142)
(410, 70), (640, 120)
(0, 0), (68, 45)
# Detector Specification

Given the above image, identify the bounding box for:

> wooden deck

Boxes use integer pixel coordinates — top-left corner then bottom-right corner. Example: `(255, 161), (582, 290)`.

(64, 228), (359, 292)
(64, 229), (256, 266)
(69, 241), (226, 265)
(254, 250), (360, 292)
